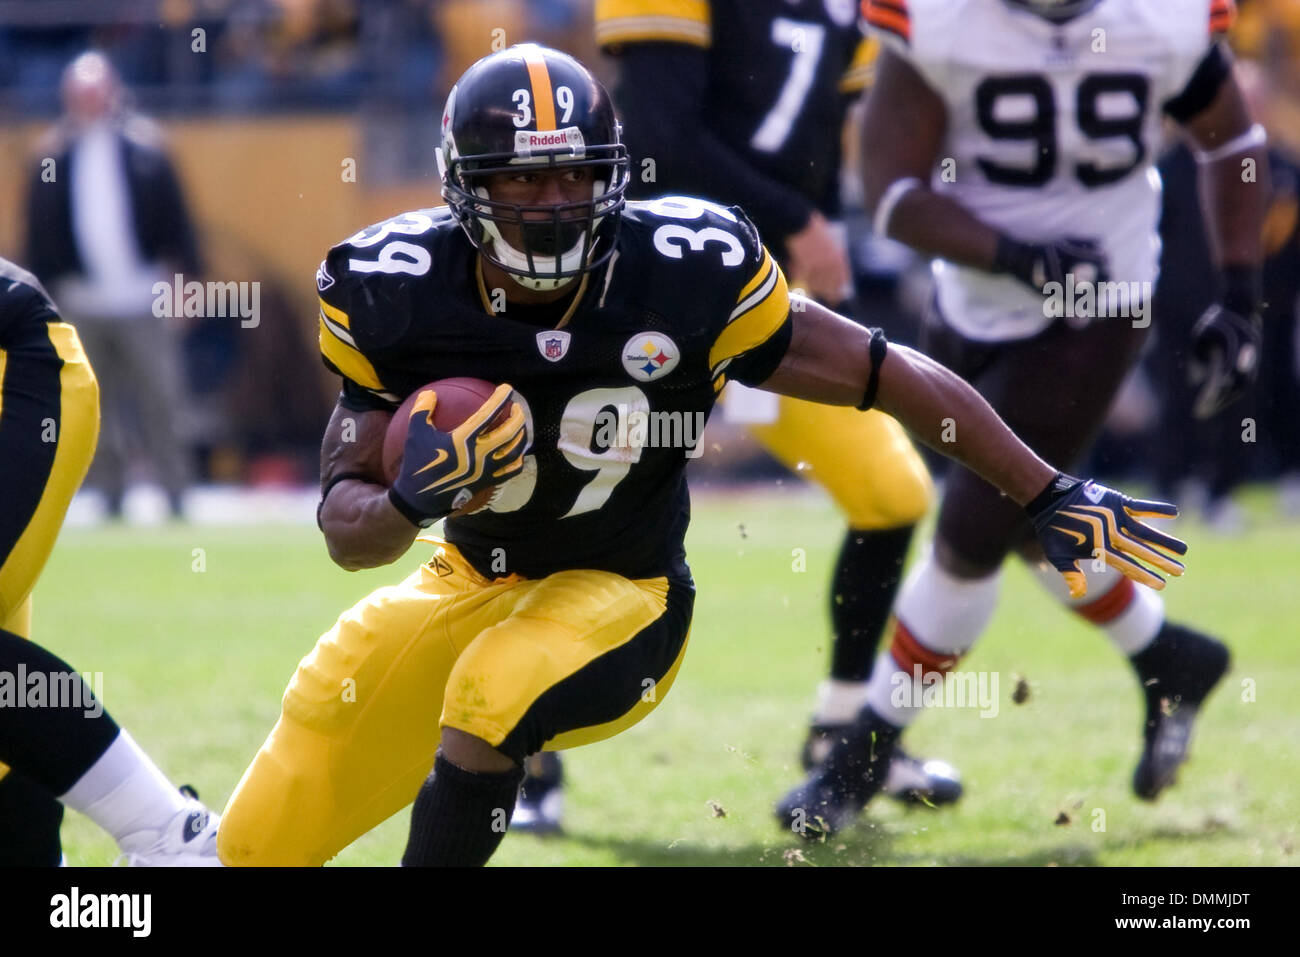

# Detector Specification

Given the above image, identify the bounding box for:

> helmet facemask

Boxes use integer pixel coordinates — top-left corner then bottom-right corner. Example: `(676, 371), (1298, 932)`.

(441, 145), (630, 292)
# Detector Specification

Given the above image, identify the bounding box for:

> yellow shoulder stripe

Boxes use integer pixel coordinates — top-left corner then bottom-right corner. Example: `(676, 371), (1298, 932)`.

(320, 297), (350, 330)
(595, 0), (711, 48)
(318, 302), (385, 392)
(709, 251), (790, 372)
(840, 36), (879, 93)
(736, 248), (776, 302)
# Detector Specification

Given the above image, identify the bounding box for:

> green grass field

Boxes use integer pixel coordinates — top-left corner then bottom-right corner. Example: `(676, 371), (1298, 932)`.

(32, 486), (1300, 866)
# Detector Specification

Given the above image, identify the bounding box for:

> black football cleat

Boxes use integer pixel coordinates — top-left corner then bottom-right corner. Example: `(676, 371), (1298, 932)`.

(1131, 623), (1230, 801)
(802, 725), (962, 807)
(513, 752), (564, 834)
(777, 709), (900, 840)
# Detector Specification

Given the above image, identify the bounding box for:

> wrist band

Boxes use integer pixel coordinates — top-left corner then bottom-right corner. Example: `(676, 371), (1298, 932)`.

(873, 176), (922, 238)
(856, 328), (890, 411)
(1195, 123), (1266, 164)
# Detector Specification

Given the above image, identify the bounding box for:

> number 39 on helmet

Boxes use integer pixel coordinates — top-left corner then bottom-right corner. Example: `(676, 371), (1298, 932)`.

(436, 44), (631, 291)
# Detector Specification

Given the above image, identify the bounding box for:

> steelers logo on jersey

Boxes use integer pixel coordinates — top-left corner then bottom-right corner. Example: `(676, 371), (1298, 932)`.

(622, 332), (679, 382)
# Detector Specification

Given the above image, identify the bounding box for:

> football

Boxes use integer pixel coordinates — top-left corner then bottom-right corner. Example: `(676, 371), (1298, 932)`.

(382, 377), (513, 515)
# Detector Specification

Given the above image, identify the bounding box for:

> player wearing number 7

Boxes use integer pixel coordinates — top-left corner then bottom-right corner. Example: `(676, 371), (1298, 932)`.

(217, 44), (1187, 866)
(775, 0), (1262, 838)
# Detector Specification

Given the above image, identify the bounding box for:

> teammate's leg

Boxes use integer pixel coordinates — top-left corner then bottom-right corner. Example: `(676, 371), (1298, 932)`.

(0, 625), (218, 863)
(0, 768), (63, 866)
(0, 320), (216, 864)
(749, 397), (960, 801)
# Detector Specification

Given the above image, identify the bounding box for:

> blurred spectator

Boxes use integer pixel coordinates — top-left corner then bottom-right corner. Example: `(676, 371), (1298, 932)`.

(24, 51), (199, 519)
(1146, 61), (1300, 529)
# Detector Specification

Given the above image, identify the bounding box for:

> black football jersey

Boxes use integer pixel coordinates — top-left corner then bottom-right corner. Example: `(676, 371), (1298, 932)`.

(597, 0), (875, 216)
(0, 257), (59, 349)
(317, 199), (792, 581)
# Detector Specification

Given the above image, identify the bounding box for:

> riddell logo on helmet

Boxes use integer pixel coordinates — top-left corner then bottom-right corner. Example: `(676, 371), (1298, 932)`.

(514, 126), (586, 158)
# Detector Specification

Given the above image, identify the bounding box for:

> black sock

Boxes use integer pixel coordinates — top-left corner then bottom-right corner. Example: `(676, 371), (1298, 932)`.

(0, 769), (63, 866)
(1129, 622), (1229, 710)
(0, 628), (120, 795)
(402, 751), (525, 867)
(829, 525), (915, 681)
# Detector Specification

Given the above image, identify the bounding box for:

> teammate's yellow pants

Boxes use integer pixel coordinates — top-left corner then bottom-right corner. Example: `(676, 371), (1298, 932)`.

(218, 542), (692, 866)
(747, 396), (932, 529)
(0, 320), (100, 785)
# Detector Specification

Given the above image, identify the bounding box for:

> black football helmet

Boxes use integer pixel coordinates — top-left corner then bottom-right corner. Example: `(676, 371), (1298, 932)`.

(1002, 0), (1103, 23)
(437, 44), (630, 291)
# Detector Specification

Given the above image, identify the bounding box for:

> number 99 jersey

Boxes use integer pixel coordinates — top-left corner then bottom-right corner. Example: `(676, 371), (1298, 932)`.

(863, 0), (1236, 342)
(316, 198), (792, 582)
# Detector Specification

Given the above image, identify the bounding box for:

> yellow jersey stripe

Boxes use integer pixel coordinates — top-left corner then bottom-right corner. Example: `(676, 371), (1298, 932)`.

(319, 314), (386, 392)
(734, 248), (775, 306)
(595, 0), (711, 48)
(709, 260), (790, 372)
(320, 296), (351, 330)
(524, 48), (557, 131)
(839, 37), (879, 92)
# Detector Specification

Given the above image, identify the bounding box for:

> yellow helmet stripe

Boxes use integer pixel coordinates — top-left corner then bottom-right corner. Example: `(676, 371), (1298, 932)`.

(524, 48), (557, 131)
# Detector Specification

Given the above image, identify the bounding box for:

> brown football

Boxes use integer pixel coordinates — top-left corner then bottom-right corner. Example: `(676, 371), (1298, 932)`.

(382, 377), (512, 515)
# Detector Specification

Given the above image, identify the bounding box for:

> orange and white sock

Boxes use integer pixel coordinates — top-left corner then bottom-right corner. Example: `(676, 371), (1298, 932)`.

(864, 550), (1000, 727)
(1031, 562), (1164, 655)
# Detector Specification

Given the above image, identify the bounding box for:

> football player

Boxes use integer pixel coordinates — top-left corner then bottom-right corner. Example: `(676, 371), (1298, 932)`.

(539, 0), (960, 832)
(0, 257), (220, 865)
(216, 45), (1186, 866)
(778, 0), (1260, 837)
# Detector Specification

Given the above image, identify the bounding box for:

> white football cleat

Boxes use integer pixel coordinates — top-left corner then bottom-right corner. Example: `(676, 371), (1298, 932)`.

(117, 791), (223, 866)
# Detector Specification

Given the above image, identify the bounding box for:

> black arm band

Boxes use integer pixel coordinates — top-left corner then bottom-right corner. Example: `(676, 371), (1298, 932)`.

(316, 471), (377, 530)
(1221, 264), (1262, 316)
(856, 329), (890, 411)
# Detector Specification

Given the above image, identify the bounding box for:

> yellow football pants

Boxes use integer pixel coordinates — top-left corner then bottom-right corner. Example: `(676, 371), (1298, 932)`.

(0, 321), (100, 785)
(218, 542), (692, 866)
(747, 396), (932, 529)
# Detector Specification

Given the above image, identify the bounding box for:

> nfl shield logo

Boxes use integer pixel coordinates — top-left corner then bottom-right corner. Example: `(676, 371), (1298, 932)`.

(537, 330), (571, 362)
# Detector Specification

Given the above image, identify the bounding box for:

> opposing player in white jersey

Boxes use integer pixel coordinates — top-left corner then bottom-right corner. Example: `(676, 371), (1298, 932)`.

(779, 0), (1264, 837)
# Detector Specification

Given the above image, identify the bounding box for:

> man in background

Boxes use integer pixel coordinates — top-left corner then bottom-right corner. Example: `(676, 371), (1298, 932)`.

(25, 51), (198, 520)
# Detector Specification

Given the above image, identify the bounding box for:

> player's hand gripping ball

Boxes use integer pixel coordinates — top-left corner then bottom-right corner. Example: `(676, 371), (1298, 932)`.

(384, 378), (526, 524)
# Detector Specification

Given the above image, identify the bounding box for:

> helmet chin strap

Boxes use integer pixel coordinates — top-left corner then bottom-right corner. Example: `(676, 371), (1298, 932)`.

(480, 219), (580, 291)
(474, 181), (610, 292)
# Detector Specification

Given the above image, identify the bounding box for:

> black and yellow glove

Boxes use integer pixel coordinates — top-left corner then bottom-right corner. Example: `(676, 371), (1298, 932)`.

(387, 383), (526, 527)
(1028, 473), (1187, 599)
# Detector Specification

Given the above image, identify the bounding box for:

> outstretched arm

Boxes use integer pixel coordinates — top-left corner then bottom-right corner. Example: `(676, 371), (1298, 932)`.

(757, 298), (1187, 595)
(759, 297), (1055, 503)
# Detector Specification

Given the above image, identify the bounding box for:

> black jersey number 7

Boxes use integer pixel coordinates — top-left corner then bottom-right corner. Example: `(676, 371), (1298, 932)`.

(974, 72), (1149, 188)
